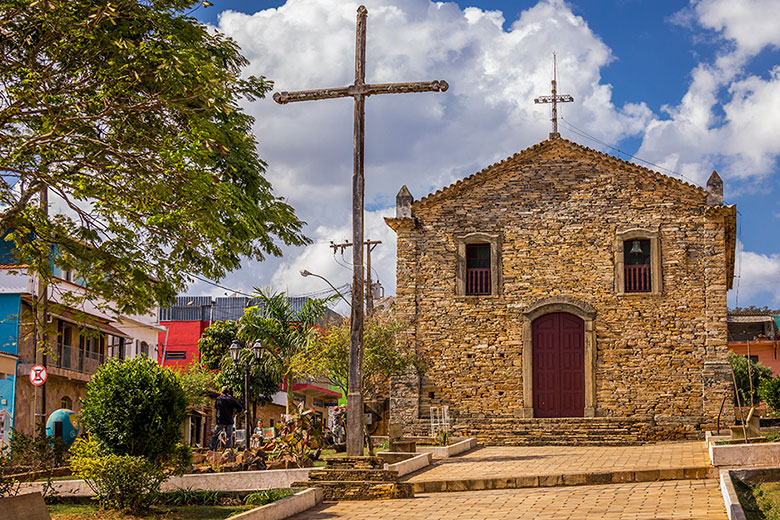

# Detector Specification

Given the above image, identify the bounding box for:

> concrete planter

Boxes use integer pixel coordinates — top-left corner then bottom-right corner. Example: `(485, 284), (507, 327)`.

(416, 437), (477, 459)
(382, 452), (432, 477)
(708, 437), (780, 468)
(231, 488), (323, 520)
(720, 470), (747, 520)
(20, 467), (313, 497)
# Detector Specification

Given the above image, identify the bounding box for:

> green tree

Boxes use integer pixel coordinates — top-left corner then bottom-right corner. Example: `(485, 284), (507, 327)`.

(197, 318), (280, 402)
(759, 376), (780, 414)
(238, 290), (333, 413)
(296, 313), (421, 400)
(729, 351), (773, 407)
(0, 0), (308, 315)
(176, 359), (216, 410)
(80, 357), (188, 461)
(198, 320), (238, 370)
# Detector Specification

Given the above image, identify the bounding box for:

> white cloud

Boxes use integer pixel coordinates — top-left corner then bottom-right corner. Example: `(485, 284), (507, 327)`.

(637, 1), (780, 187)
(693, 0), (780, 56)
(731, 241), (780, 308)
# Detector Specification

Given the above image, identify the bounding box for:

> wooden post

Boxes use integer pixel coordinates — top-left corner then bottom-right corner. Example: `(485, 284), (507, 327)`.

(274, 5), (447, 456)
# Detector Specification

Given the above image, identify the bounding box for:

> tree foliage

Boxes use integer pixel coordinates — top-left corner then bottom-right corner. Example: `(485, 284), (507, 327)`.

(198, 320), (238, 370)
(197, 318), (280, 403)
(80, 357), (188, 461)
(176, 359), (216, 410)
(729, 351), (773, 407)
(238, 290), (334, 412)
(0, 0), (308, 314)
(760, 376), (780, 414)
(297, 313), (422, 399)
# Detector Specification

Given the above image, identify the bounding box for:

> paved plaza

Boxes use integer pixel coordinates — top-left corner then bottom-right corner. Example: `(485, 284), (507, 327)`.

(289, 480), (726, 519)
(404, 441), (710, 483)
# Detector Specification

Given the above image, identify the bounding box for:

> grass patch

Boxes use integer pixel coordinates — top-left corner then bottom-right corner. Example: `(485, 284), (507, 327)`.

(734, 478), (780, 519)
(48, 503), (254, 520)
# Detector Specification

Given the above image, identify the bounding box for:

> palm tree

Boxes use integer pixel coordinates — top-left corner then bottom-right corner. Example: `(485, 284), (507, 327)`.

(238, 289), (334, 414)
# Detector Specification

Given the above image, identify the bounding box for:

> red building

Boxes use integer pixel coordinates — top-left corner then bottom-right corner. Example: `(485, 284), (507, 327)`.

(728, 312), (780, 374)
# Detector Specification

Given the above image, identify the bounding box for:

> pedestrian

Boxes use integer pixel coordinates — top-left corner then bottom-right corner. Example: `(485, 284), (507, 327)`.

(209, 386), (243, 451)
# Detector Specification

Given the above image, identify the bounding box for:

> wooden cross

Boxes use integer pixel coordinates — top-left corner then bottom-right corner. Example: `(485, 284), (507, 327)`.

(274, 5), (448, 457)
(534, 51), (573, 139)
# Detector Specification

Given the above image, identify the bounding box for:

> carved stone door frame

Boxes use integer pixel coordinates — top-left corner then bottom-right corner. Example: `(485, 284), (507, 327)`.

(519, 296), (597, 418)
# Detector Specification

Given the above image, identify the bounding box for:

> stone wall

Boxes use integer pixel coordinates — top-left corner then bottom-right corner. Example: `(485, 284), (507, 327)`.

(386, 138), (736, 442)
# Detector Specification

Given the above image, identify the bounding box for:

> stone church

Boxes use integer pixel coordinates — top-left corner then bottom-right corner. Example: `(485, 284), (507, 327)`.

(385, 136), (736, 444)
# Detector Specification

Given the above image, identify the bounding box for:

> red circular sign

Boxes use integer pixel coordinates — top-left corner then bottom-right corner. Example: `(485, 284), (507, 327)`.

(29, 365), (47, 386)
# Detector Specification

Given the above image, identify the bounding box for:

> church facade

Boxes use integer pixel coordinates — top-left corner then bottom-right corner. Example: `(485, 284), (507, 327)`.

(385, 137), (736, 443)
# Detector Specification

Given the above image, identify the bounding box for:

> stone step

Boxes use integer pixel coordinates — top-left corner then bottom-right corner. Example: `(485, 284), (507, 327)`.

(292, 480), (414, 501)
(308, 469), (399, 482)
(324, 456), (385, 470)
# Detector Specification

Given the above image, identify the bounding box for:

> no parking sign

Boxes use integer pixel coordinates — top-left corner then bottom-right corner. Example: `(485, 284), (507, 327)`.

(29, 364), (47, 386)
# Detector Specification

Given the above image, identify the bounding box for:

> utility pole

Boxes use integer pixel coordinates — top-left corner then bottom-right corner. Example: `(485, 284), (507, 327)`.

(36, 186), (49, 429)
(330, 239), (382, 316)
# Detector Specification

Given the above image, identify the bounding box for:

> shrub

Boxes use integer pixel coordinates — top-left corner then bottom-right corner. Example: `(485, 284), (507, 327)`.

(80, 356), (187, 462)
(760, 376), (780, 414)
(244, 488), (294, 506)
(70, 437), (189, 511)
(8, 423), (68, 471)
(729, 351), (773, 406)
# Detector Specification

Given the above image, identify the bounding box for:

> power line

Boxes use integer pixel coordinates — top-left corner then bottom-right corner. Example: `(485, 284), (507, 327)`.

(559, 117), (699, 185)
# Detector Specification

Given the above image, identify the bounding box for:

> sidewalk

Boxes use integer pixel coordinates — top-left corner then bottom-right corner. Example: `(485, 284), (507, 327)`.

(288, 480), (726, 519)
(403, 441), (711, 492)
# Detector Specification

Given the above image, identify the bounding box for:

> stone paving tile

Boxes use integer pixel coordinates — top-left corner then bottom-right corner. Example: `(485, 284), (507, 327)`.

(289, 480), (726, 520)
(405, 441), (709, 482)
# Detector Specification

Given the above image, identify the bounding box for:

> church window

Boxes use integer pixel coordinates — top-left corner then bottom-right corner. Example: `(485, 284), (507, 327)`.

(623, 239), (651, 292)
(61, 396), (72, 409)
(466, 244), (491, 295)
(455, 232), (501, 297)
(615, 229), (662, 295)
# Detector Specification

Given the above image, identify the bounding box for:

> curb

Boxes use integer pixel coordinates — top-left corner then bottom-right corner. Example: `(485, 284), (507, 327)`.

(410, 466), (711, 493)
(231, 488), (324, 520)
(719, 470), (747, 520)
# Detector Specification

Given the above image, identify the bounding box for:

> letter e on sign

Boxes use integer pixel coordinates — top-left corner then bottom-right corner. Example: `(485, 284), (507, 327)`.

(30, 364), (47, 386)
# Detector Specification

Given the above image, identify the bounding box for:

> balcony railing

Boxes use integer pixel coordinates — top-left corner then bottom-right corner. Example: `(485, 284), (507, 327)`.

(466, 268), (491, 295)
(625, 264), (651, 293)
(54, 344), (104, 375)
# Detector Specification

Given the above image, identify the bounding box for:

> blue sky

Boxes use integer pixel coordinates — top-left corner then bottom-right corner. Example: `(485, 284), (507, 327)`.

(186, 0), (780, 311)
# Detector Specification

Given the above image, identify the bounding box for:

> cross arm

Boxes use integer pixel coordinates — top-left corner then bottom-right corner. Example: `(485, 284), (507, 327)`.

(534, 94), (574, 104)
(273, 87), (353, 104)
(363, 80), (449, 96)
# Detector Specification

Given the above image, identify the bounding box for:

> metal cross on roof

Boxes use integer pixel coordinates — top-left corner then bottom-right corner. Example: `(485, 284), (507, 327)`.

(273, 5), (447, 457)
(534, 51), (574, 139)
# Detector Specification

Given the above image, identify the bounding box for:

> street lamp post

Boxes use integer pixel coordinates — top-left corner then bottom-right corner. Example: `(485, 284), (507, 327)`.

(228, 339), (264, 450)
(300, 270), (351, 307)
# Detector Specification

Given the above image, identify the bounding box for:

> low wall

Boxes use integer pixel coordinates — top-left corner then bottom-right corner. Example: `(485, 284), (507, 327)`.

(709, 439), (780, 468)
(384, 453), (432, 477)
(416, 438), (477, 459)
(20, 468), (313, 497)
(720, 470), (747, 520)
(231, 488), (323, 520)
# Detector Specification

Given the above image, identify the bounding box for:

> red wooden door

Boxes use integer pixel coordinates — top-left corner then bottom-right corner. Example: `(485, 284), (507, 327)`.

(532, 312), (585, 417)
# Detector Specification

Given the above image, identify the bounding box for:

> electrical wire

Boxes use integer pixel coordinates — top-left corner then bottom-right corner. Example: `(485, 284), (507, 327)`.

(559, 117), (699, 185)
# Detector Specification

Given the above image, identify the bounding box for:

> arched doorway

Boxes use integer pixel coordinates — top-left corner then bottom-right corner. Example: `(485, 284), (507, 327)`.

(532, 312), (585, 418)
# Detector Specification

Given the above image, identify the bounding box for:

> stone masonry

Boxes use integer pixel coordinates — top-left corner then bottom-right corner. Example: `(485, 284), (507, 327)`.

(385, 137), (736, 444)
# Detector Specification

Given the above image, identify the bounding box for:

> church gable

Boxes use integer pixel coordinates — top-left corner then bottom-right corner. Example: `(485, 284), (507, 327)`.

(412, 138), (708, 215)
